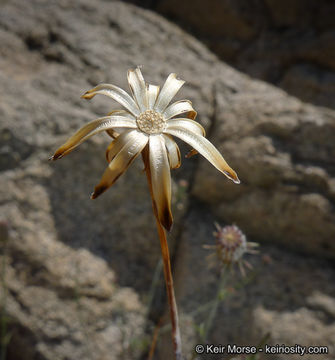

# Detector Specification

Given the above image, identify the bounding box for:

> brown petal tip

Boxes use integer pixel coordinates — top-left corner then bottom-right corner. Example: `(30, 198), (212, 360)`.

(224, 171), (240, 184)
(90, 185), (108, 199)
(185, 149), (198, 158)
(161, 207), (173, 232)
(81, 92), (93, 100)
(162, 219), (173, 232)
(165, 222), (173, 232)
(233, 177), (241, 184)
(49, 153), (62, 161)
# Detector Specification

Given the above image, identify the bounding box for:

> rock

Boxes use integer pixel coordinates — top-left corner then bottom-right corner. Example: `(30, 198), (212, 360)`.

(0, 0), (208, 294)
(192, 74), (335, 259)
(1, 224), (146, 360)
(163, 207), (335, 360)
(157, 0), (264, 42)
(254, 305), (335, 360)
(279, 64), (335, 109)
(0, 0), (211, 357)
(1, 0), (335, 358)
(150, 0), (335, 109)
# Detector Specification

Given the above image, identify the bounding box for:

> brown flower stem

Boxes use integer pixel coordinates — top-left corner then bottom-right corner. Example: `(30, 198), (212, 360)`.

(142, 148), (183, 360)
(147, 319), (163, 360)
(154, 214), (182, 360)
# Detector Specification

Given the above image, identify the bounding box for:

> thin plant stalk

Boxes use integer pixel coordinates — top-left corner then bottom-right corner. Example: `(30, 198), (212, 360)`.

(145, 258), (163, 319)
(0, 255), (8, 360)
(203, 264), (229, 341)
(142, 148), (182, 360)
(153, 214), (182, 360)
(1, 224), (9, 360)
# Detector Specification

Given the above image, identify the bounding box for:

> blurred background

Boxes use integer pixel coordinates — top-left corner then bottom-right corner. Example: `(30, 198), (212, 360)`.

(0, 0), (334, 359)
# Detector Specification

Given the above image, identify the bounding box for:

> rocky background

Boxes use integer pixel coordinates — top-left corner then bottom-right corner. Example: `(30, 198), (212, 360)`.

(130, 0), (335, 109)
(0, 0), (334, 360)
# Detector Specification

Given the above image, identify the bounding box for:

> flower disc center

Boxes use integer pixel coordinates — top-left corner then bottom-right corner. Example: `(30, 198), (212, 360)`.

(136, 110), (166, 134)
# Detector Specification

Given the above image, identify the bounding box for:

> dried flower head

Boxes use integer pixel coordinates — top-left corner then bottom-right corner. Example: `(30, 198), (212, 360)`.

(50, 68), (240, 231)
(205, 223), (258, 275)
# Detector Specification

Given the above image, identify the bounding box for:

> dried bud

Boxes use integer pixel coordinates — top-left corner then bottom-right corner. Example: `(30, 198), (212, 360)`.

(205, 223), (258, 276)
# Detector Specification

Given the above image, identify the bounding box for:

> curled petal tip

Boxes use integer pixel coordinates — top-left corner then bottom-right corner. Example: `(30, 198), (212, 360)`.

(50, 153), (62, 161)
(224, 171), (240, 184)
(81, 89), (95, 99)
(161, 207), (173, 232)
(90, 192), (97, 200)
(91, 185), (107, 199)
(161, 217), (173, 232)
(81, 93), (91, 99)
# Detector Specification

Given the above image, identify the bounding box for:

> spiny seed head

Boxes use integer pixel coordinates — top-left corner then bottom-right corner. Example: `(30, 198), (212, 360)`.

(204, 223), (258, 275)
(215, 224), (247, 263)
(136, 110), (166, 134)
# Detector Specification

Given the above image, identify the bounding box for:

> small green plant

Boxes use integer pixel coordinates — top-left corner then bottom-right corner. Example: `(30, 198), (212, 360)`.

(200, 224), (258, 342)
(147, 224), (258, 360)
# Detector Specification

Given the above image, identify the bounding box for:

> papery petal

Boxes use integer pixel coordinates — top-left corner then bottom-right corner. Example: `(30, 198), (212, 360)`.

(127, 68), (148, 112)
(165, 127), (240, 184)
(106, 127), (131, 139)
(105, 129), (137, 162)
(154, 73), (184, 113)
(162, 134), (181, 169)
(147, 84), (160, 110)
(107, 109), (136, 118)
(92, 130), (148, 199)
(166, 118), (205, 136)
(51, 116), (137, 160)
(163, 100), (197, 120)
(81, 83), (140, 117)
(149, 135), (173, 231)
(105, 110), (136, 139)
(105, 140), (117, 161)
(106, 129), (120, 139)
